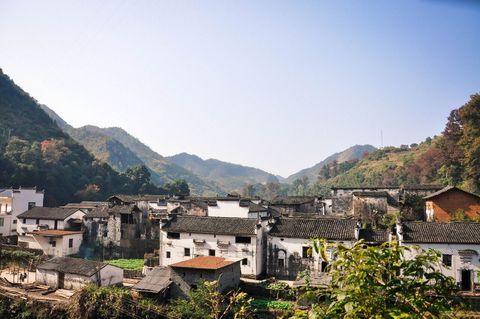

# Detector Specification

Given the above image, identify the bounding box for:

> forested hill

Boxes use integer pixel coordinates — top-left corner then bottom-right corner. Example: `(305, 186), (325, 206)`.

(321, 94), (480, 192)
(0, 69), (162, 206)
(167, 152), (279, 192)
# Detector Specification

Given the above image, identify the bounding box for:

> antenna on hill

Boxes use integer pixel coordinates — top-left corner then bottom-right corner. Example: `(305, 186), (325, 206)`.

(380, 130), (384, 149)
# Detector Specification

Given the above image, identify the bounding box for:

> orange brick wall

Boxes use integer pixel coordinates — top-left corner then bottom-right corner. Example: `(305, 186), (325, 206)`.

(427, 189), (480, 222)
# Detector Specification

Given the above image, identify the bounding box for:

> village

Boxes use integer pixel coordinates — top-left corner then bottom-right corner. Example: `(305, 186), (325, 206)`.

(2, 183), (480, 314)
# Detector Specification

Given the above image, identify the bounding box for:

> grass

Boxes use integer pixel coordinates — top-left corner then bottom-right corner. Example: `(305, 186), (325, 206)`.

(251, 299), (293, 310)
(105, 259), (144, 270)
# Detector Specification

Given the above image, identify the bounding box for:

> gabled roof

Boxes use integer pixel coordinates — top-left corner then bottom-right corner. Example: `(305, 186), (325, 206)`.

(171, 256), (239, 270)
(191, 201), (208, 210)
(163, 216), (258, 236)
(249, 202), (267, 213)
(37, 257), (111, 277)
(402, 221), (480, 244)
(271, 196), (316, 205)
(352, 191), (388, 198)
(17, 207), (83, 220)
(62, 201), (107, 210)
(359, 228), (389, 243)
(108, 194), (167, 203)
(84, 204), (140, 218)
(269, 218), (357, 240)
(133, 267), (171, 293)
(423, 186), (480, 200)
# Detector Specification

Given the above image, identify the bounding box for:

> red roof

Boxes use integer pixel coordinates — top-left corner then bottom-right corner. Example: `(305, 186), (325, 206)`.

(170, 256), (239, 270)
(30, 230), (83, 236)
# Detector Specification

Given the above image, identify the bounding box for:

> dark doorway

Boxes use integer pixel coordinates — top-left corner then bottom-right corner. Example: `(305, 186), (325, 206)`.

(461, 270), (472, 291)
(54, 220), (58, 230)
(58, 272), (65, 289)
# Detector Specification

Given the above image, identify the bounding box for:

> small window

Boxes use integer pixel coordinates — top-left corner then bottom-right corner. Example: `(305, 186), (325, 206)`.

(209, 249), (215, 256)
(13, 219), (17, 224)
(278, 259), (285, 268)
(22, 218), (26, 224)
(321, 261), (329, 272)
(242, 258), (248, 265)
(36, 219), (40, 225)
(184, 248), (191, 257)
(51, 241), (56, 247)
(235, 236), (251, 244)
(302, 246), (310, 259)
(166, 251), (171, 258)
(167, 232), (180, 239)
(28, 202), (36, 210)
(68, 238), (73, 248)
(442, 254), (452, 267)
(190, 284), (197, 290)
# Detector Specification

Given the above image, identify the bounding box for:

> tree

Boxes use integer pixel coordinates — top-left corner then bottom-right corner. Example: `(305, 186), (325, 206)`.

(307, 239), (460, 318)
(164, 179), (190, 196)
(458, 94), (480, 192)
(169, 280), (253, 319)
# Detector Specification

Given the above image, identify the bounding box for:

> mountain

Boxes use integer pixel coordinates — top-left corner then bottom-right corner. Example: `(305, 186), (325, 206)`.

(167, 153), (279, 191)
(39, 106), (222, 195)
(286, 144), (377, 183)
(0, 69), (142, 206)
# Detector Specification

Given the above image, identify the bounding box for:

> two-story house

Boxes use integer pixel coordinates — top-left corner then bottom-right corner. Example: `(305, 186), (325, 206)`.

(16, 207), (85, 257)
(159, 215), (267, 278)
(0, 187), (44, 239)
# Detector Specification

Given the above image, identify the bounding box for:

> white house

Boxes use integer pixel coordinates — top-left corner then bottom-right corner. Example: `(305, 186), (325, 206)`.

(397, 221), (480, 292)
(17, 207), (85, 257)
(36, 256), (123, 289)
(0, 187), (44, 238)
(267, 218), (389, 279)
(159, 215), (267, 278)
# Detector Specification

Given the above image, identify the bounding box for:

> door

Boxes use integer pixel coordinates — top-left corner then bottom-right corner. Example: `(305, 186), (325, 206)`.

(461, 270), (472, 291)
(58, 272), (65, 289)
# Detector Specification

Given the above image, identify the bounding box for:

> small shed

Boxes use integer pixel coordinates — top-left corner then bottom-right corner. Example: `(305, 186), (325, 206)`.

(36, 257), (123, 290)
(132, 267), (171, 300)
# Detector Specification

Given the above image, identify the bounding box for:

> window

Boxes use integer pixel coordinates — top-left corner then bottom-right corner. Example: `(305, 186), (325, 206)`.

(28, 202), (36, 210)
(51, 241), (56, 247)
(167, 232), (180, 239)
(68, 238), (73, 248)
(54, 220), (58, 230)
(166, 251), (171, 259)
(302, 246), (310, 259)
(278, 259), (285, 268)
(321, 261), (329, 273)
(242, 258), (248, 265)
(22, 218), (26, 224)
(442, 254), (452, 267)
(184, 248), (191, 257)
(36, 219), (40, 225)
(190, 284), (197, 290)
(0, 218), (4, 227)
(235, 236), (251, 244)
(13, 219), (17, 224)
(209, 249), (215, 256)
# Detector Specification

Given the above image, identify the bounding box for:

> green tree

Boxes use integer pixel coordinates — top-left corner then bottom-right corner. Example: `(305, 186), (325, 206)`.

(169, 280), (253, 319)
(307, 239), (460, 318)
(164, 179), (190, 196)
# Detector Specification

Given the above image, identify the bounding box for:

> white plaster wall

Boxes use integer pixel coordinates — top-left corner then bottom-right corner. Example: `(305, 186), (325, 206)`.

(64, 273), (95, 290)
(61, 234), (83, 256)
(0, 215), (12, 236)
(17, 218), (63, 235)
(99, 265), (124, 286)
(402, 242), (480, 285)
(160, 230), (260, 276)
(268, 236), (354, 273)
(207, 201), (249, 218)
(36, 269), (58, 287)
(19, 233), (83, 257)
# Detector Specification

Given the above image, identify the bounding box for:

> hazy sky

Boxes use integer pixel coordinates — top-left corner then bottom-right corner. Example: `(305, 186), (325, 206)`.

(0, 1), (479, 177)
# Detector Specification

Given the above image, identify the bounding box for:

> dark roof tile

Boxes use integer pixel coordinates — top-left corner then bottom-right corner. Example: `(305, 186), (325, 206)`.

(163, 216), (258, 236)
(269, 218), (357, 240)
(402, 221), (480, 244)
(17, 207), (82, 220)
(37, 257), (110, 276)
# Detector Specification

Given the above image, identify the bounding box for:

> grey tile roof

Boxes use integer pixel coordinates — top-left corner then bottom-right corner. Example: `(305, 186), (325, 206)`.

(402, 222), (480, 244)
(269, 218), (357, 240)
(249, 202), (267, 213)
(108, 194), (167, 203)
(352, 191), (388, 198)
(359, 228), (390, 243)
(17, 207), (82, 220)
(423, 186), (480, 200)
(163, 216), (258, 236)
(37, 257), (109, 277)
(133, 267), (171, 293)
(85, 204), (139, 218)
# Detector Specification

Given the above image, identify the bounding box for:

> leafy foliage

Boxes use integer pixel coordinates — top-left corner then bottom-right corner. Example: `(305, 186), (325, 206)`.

(250, 299), (293, 310)
(104, 259), (144, 270)
(308, 239), (461, 318)
(168, 280), (253, 319)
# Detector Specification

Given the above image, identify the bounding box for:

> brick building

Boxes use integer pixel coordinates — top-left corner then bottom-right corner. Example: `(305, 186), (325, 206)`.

(424, 186), (480, 222)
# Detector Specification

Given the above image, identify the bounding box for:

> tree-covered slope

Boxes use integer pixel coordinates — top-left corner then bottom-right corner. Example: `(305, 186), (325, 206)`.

(0, 69), (146, 205)
(286, 144), (377, 184)
(167, 152), (279, 192)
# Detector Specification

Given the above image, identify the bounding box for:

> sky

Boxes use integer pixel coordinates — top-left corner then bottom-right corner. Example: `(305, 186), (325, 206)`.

(0, 1), (479, 177)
